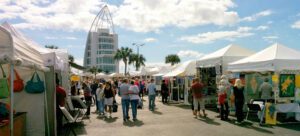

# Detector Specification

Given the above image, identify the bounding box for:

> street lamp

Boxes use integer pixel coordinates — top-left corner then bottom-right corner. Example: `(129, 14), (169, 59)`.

(132, 43), (145, 71)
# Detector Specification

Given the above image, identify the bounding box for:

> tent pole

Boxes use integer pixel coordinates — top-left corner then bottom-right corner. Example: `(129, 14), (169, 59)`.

(10, 63), (14, 136)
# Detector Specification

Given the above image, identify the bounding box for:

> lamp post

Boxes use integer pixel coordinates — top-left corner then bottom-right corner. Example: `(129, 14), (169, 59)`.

(132, 43), (145, 71)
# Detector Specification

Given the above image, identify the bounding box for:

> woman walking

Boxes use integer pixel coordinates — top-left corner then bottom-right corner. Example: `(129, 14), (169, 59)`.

(104, 82), (115, 118)
(129, 80), (140, 121)
(233, 79), (245, 124)
(82, 83), (92, 118)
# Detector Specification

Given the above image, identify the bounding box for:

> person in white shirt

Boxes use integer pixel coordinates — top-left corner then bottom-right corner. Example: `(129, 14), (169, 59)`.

(147, 79), (157, 111)
(128, 80), (140, 121)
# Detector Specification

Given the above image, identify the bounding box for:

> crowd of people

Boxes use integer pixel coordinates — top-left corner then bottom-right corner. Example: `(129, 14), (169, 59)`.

(60, 74), (273, 129)
(68, 77), (163, 122)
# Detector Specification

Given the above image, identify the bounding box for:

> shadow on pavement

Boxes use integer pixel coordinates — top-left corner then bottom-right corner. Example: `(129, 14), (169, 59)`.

(123, 120), (145, 127)
(197, 117), (221, 126)
(97, 116), (119, 123)
(59, 122), (87, 136)
(276, 123), (300, 131)
(227, 120), (274, 134)
(152, 110), (163, 115)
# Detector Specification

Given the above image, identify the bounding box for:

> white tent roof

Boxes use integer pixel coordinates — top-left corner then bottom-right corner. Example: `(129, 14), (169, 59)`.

(96, 72), (109, 79)
(196, 44), (255, 72)
(109, 73), (124, 77)
(163, 60), (196, 77)
(228, 43), (300, 72)
(0, 22), (48, 70)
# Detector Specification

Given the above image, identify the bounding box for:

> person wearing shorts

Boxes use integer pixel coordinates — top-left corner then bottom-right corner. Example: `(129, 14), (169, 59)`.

(191, 78), (207, 117)
(104, 82), (115, 117)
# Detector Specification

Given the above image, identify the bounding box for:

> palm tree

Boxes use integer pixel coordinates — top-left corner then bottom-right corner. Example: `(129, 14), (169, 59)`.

(129, 53), (146, 71)
(68, 55), (74, 63)
(88, 66), (102, 78)
(165, 54), (181, 66)
(114, 47), (133, 75)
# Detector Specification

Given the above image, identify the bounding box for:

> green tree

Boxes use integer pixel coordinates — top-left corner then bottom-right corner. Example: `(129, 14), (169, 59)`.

(68, 55), (74, 63)
(165, 54), (181, 66)
(129, 53), (146, 71)
(88, 66), (102, 78)
(114, 47), (133, 75)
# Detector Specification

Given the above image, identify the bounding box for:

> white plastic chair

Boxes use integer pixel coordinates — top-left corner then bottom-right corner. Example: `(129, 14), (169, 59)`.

(59, 106), (77, 136)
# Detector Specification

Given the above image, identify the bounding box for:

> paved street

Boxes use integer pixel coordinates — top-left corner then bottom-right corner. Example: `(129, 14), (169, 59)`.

(70, 97), (300, 136)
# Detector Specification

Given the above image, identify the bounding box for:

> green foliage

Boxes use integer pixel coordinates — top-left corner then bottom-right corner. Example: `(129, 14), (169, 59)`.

(114, 47), (133, 75)
(165, 54), (181, 66)
(129, 53), (146, 71)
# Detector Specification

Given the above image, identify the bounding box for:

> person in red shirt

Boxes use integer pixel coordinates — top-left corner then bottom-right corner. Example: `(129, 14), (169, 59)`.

(56, 78), (66, 134)
(191, 78), (207, 117)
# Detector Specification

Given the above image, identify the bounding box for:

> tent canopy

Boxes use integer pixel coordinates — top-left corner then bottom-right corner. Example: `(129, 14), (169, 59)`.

(163, 60), (196, 77)
(228, 43), (300, 72)
(109, 73), (124, 77)
(0, 22), (48, 71)
(196, 44), (255, 72)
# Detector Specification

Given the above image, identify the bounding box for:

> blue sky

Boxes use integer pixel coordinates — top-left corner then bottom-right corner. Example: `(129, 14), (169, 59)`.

(1, 0), (300, 69)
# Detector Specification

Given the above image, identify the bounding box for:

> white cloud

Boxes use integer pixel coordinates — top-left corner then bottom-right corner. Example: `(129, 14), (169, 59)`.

(1, 0), (106, 31)
(256, 25), (269, 30)
(45, 36), (77, 40)
(291, 20), (300, 29)
(144, 38), (157, 43)
(65, 36), (77, 40)
(241, 10), (272, 22)
(45, 36), (58, 39)
(114, 0), (239, 32)
(263, 36), (279, 43)
(177, 50), (204, 59)
(180, 27), (254, 44)
(1, 0), (240, 32)
(263, 36), (278, 39)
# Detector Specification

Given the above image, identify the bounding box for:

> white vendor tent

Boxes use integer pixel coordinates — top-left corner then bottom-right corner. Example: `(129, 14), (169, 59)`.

(228, 43), (300, 72)
(96, 72), (109, 79)
(196, 44), (255, 72)
(109, 73), (124, 78)
(163, 60), (196, 77)
(0, 22), (59, 136)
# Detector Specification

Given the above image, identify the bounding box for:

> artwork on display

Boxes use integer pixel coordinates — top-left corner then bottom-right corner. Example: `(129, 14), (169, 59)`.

(295, 75), (300, 88)
(265, 103), (277, 125)
(279, 74), (295, 97)
(295, 89), (300, 103)
(245, 74), (272, 95)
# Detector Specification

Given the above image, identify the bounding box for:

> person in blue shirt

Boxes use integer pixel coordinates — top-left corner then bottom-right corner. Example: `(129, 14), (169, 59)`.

(147, 79), (157, 111)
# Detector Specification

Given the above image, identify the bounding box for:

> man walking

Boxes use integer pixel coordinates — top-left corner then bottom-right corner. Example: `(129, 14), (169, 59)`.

(161, 80), (169, 104)
(191, 78), (207, 117)
(119, 78), (130, 122)
(147, 79), (157, 111)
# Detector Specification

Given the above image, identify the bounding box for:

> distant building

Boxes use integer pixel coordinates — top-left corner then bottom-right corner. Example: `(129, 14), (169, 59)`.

(83, 6), (119, 73)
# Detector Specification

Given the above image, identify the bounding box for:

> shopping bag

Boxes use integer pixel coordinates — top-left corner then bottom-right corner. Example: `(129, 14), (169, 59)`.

(25, 71), (45, 93)
(0, 65), (9, 99)
(112, 100), (118, 112)
(8, 69), (24, 92)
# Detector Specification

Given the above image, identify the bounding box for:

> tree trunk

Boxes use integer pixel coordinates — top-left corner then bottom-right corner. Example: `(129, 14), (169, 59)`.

(124, 61), (127, 76)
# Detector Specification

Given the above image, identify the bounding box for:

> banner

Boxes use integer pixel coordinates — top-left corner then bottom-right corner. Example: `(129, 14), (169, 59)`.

(265, 103), (277, 125)
(70, 75), (80, 81)
(279, 74), (295, 97)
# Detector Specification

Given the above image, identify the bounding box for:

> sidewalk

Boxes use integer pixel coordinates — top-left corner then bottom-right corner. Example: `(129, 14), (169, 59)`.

(66, 96), (300, 136)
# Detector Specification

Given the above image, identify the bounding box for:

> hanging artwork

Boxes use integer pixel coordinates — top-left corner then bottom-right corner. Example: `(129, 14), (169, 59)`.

(245, 74), (272, 95)
(279, 74), (295, 97)
(265, 103), (277, 125)
(295, 75), (300, 88)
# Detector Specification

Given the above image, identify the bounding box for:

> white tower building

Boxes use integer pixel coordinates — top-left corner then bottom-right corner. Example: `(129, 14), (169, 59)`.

(84, 5), (119, 73)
